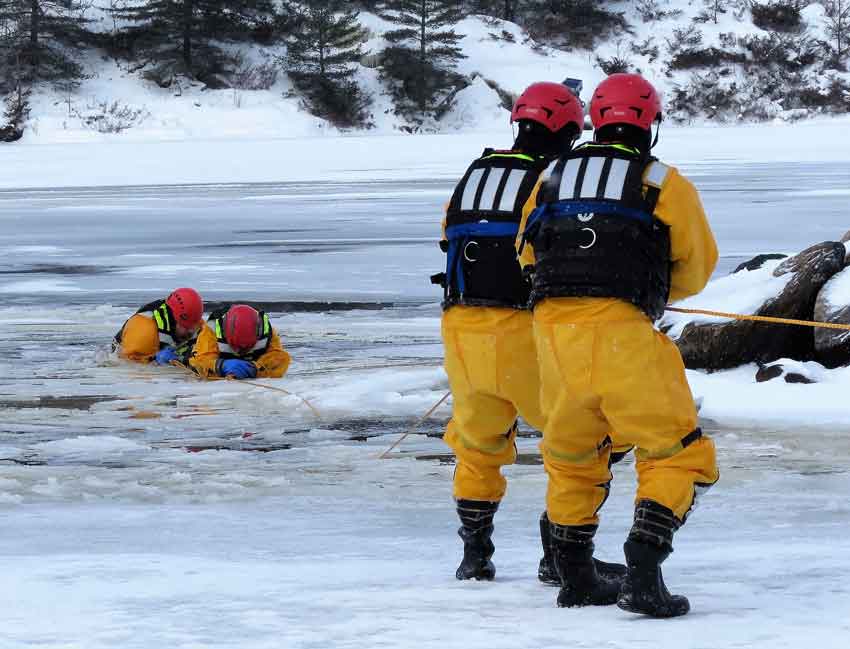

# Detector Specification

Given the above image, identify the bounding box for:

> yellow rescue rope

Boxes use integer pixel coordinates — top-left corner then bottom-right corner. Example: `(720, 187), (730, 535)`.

(170, 361), (324, 420)
(665, 306), (850, 332)
(232, 378), (324, 420)
(378, 391), (451, 459)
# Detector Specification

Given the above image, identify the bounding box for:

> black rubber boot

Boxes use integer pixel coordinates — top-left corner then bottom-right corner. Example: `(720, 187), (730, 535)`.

(455, 499), (498, 581)
(539, 512), (627, 586)
(538, 512), (559, 585)
(617, 500), (690, 618)
(550, 523), (624, 607)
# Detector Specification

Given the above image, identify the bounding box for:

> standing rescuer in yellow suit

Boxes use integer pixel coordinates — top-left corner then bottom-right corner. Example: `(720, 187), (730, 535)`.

(433, 82), (588, 582)
(517, 73), (719, 617)
(189, 304), (291, 380)
(113, 287), (205, 365)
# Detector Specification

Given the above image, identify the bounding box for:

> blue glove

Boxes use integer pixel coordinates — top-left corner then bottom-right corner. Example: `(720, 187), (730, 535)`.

(220, 359), (257, 379)
(154, 347), (179, 365)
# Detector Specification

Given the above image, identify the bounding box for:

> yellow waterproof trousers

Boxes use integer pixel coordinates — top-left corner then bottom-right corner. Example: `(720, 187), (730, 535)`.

(533, 299), (719, 527)
(442, 306), (545, 502)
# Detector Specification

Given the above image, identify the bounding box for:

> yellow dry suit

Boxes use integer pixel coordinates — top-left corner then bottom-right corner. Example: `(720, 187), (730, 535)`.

(435, 149), (554, 502)
(517, 142), (719, 526)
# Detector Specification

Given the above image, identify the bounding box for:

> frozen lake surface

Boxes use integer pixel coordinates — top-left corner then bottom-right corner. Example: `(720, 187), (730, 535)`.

(1, 154), (849, 647)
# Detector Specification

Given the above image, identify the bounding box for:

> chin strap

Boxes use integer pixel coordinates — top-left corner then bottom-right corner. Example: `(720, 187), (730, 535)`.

(650, 119), (662, 150)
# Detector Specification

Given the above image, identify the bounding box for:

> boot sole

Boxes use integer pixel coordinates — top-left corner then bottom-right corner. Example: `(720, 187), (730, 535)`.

(617, 596), (690, 618)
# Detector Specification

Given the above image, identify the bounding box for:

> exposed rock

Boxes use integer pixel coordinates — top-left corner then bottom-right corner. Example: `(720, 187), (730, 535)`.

(837, 233), (850, 263)
(198, 72), (231, 90)
(785, 372), (815, 384)
(143, 67), (175, 89)
(676, 242), (845, 370)
(755, 364), (783, 382)
(813, 266), (850, 367)
(755, 362), (817, 384)
(732, 253), (787, 274)
(0, 125), (23, 142)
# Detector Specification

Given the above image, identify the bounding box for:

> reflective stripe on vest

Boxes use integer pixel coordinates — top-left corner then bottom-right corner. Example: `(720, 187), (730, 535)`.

(458, 166), (531, 213)
(644, 161), (670, 189)
(555, 156), (638, 202)
(152, 306), (176, 347)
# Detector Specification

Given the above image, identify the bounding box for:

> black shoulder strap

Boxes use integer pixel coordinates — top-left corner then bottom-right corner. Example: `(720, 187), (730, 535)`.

(207, 305), (231, 323)
(136, 299), (165, 315)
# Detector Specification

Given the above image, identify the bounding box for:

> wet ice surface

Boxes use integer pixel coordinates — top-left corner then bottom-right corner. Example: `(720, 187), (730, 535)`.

(1, 164), (850, 647)
(2, 160), (850, 304)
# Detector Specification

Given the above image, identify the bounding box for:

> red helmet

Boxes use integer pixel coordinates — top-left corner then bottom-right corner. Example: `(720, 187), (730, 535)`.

(511, 82), (584, 133)
(224, 304), (260, 353)
(165, 287), (203, 330)
(589, 73), (662, 131)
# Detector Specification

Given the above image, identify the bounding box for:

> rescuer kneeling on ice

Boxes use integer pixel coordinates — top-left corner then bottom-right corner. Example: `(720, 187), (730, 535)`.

(113, 287), (205, 366)
(189, 304), (291, 380)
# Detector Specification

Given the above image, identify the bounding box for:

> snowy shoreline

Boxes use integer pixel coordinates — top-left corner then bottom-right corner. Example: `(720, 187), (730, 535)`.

(4, 117), (850, 190)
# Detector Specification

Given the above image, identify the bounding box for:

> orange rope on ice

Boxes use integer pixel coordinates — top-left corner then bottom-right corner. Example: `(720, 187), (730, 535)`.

(665, 306), (850, 332)
(378, 391), (451, 459)
(171, 361), (324, 419)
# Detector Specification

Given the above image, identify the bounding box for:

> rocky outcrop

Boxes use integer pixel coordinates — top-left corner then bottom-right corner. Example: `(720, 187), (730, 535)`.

(676, 242), (846, 370)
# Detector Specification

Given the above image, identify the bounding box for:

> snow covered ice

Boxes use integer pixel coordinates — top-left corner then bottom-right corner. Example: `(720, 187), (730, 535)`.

(2, 125), (850, 647)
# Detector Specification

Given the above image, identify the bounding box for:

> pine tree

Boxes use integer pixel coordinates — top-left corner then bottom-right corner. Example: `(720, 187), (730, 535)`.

(285, 0), (370, 127)
(0, 0), (88, 85)
(825, 0), (850, 65)
(469, 0), (521, 21)
(379, 0), (467, 121)
(701, 0), (728, 24)
(111, 0), (275, 83)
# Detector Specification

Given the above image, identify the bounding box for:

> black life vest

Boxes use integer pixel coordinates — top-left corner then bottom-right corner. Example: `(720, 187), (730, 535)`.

(434, 149), (551, 310)
(208, 306), (273, 361)
(521, 144), (672, 320)
(113, 299), (195, 355)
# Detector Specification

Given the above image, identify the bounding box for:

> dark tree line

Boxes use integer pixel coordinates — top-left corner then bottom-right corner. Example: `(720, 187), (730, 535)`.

(4, 1), (843, 138)
(0, 0), (635, 135)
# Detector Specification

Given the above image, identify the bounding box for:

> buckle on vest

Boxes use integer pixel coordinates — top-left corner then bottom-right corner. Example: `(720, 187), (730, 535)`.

(430, 272), (447, 287)
(463, 241), (480, 263)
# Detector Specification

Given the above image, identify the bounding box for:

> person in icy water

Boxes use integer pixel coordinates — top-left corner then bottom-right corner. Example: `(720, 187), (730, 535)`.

(113, 287), (205, 365)
(189, 304), (291, 380)
(516, 73), (719, 617)
(434, 81), (630, 585)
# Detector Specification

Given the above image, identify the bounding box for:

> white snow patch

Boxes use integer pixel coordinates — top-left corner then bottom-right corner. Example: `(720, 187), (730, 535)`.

(661, 258), (791, 337)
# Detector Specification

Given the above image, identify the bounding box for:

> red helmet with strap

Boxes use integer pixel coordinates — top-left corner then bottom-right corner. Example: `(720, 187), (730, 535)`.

(224, 304), (260, 353)
(165, 288), (203, 330)
(589, 73), (662, 131)
(511, 82), (584, 134)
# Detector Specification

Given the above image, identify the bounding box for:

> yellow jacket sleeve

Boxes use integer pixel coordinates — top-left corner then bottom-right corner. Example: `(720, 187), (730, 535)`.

(254, 329), (291, 378)
(188, 324), (220, 379)
(515, 179), (543, 269)
(117, 314), (159, 363)
(653, 166), (718, 302)
(441, 199), (449, 241)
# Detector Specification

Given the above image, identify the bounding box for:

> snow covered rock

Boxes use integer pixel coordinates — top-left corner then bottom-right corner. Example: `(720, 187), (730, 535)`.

(673, 242), (846, 370)
(813, 264), (850, 368)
